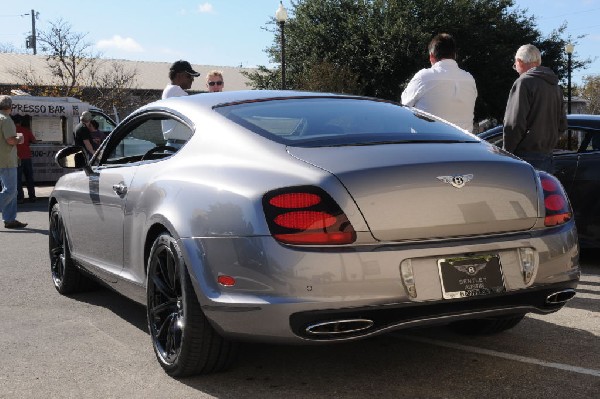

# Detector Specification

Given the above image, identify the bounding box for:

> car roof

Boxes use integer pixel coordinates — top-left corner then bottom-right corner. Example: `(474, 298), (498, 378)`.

(567, 114), (600, 130)
(146, 90), (367, 111)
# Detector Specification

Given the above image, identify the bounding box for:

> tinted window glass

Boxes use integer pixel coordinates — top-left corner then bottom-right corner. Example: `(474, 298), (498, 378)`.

(556, 128), (583, 153)
(215, 98), (477, 147)
(577, 130), (600, 152)
(97, 117), (190, 165)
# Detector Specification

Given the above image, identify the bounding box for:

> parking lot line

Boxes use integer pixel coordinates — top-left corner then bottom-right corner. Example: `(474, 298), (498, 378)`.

(395, 334), (600, 378)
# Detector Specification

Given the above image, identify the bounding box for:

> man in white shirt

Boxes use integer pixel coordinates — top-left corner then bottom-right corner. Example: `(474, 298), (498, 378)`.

(401, 33), (477, 132)
(162, 60), (200, 99)
(162, 60), (200, 144)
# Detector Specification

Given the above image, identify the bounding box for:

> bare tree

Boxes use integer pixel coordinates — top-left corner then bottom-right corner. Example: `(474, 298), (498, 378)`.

(6, 62), (44, 87)
(84, 60), (140, 114)
(5, 18), (140, 116)
(36, 18), (99, 96)
(0, 42), (25, 53)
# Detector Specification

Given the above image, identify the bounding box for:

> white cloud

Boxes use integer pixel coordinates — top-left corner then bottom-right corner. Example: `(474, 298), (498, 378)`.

(198, 3), (214, 13)
(96, 35), (144, 52)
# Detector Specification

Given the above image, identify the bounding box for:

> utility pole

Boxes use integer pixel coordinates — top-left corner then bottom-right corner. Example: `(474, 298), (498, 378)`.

(25, 9), (39, 55)
(31, 10), (36, 55)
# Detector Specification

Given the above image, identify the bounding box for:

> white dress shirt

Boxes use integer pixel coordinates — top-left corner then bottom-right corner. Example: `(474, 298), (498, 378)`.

(401, 59), (477, 131)
(161, 84), (190, 141)
(162, 84), (188, 99)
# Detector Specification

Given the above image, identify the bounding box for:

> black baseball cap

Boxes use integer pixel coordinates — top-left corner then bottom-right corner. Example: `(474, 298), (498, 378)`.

(169, 60), (200, 77)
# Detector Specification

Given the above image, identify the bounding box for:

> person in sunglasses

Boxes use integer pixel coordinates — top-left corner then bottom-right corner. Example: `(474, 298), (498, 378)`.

(206, 70), (224, 92)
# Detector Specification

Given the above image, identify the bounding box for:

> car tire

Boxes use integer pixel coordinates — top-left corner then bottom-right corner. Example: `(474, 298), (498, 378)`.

(448, 314), (526, 335)
(146, 233), (237, 377)
(49, 203), (95, 294)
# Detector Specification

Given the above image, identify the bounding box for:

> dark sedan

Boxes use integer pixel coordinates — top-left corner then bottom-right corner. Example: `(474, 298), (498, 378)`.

(479, 114), (600, 248)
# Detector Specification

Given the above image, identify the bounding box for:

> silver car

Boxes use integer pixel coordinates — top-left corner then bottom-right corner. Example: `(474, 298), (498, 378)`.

(49, 91), (580, 377)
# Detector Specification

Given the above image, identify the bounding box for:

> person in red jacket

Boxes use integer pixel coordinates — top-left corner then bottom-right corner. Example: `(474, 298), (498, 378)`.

(14, 115), (37, 203)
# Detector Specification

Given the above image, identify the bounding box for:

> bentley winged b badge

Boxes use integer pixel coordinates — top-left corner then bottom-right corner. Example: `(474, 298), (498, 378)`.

(437, 174), (474, 188)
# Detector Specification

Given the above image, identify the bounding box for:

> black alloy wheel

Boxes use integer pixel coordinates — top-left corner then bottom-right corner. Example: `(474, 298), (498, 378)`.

(49, 204), (67, 288)
(146, 233), (237, 377)
(49, 203), (92, 294)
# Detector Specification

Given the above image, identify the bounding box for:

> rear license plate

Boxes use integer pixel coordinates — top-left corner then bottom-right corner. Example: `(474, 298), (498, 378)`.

(438, 254), (505, 299)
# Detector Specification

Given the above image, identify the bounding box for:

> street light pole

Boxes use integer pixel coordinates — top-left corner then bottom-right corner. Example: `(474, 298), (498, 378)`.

(275, 2), (288, 90)
(565, 43), (575, 114)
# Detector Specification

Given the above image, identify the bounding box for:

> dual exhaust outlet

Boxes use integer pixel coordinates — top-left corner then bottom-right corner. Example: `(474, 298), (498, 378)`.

(545, 289), (576, 305)
(306, 319), (374, 336)
(305, 289), (576, 336)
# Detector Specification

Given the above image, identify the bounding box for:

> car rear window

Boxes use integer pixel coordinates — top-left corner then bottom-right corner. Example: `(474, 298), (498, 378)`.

(214, 97), (478, 147)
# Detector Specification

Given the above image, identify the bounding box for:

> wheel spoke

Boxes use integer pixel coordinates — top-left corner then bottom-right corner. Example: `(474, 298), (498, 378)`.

(158, 248), (175, 292)
(167, 247), (178, 292)
(149, 300), (177, 316)
(156, 312), (177, 341)
(50, 246), (63, 258)
(150, 272), (176, 301)
(165, 313), (182, 359)
(49, 216), (63, 245)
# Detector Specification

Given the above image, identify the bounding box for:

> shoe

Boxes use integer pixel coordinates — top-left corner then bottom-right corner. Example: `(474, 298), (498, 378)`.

(17, 198), (25, 204)
(4, 220), (28, 229)
(28, 197), (36, 203)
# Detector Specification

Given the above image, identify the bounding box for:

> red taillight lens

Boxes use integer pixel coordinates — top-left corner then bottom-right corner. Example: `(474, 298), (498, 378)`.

(539, 172), (572, 227)
(263, 186), (356, 245)
(274, 211), (337, 230)
(544, 194), (566, 211)
(269, 193), (321, 208)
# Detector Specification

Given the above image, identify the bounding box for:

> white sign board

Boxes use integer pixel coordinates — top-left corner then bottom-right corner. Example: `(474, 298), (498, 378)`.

(10, 97), (90, 117)
(31, 117), (63, 143)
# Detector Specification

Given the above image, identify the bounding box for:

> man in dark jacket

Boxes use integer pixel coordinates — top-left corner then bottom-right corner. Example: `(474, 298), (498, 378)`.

(503, 44), (567, 173)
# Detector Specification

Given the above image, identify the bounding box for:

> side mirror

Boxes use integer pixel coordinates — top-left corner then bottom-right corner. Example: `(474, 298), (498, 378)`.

(55, 146), (92, 174)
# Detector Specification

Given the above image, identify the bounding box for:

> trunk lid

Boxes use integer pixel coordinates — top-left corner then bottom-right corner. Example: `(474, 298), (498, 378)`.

(288, 142), (540, 241)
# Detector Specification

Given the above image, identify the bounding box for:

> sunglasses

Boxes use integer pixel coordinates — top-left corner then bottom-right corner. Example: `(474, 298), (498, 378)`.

(208, 81), (224, 86)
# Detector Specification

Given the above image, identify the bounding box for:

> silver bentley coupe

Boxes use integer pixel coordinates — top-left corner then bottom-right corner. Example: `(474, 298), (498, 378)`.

(49, 91), (580, 377)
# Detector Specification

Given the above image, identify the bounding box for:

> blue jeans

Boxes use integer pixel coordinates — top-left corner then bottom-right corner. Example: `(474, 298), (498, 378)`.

(0, 167), (18, 222)
(17, 158), (36, 200)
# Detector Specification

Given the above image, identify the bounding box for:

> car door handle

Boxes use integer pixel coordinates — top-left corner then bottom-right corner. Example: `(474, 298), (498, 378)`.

(112, 182), (128, 196)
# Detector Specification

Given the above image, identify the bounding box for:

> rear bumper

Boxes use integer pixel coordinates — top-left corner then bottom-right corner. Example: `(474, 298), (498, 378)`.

(289, 281), (578, 341)
(179, 221), (580, 344)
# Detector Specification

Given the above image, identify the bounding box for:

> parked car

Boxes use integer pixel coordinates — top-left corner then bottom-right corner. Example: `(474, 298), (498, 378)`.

(479, 114), (600, 248)
(49, 91), (580, 377)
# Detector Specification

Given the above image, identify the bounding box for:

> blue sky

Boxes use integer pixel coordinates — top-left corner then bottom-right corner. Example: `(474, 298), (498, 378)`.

(0, 0), (598, 86)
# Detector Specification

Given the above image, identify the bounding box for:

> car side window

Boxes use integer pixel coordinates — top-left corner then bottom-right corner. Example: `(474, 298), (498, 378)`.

(577, 130), (600, 152)
(99, 117), (192, 166)
(555, 129), (582, 154)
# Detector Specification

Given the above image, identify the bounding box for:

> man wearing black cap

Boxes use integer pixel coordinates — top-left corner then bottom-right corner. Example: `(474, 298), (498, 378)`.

(162, 60), (201, 99)
(161, 60), (200, 146)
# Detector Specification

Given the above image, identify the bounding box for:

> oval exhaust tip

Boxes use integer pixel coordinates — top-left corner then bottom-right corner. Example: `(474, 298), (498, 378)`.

(306, 319), (374, 335)
(546, 289), (576, 304)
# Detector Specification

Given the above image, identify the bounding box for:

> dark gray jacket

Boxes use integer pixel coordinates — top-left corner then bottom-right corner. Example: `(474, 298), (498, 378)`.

(503, 66), (567, 155)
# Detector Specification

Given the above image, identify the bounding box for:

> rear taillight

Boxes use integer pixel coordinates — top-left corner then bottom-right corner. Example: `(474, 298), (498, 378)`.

(263, 186), (356, 245)
(539, 172), (572, 227)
